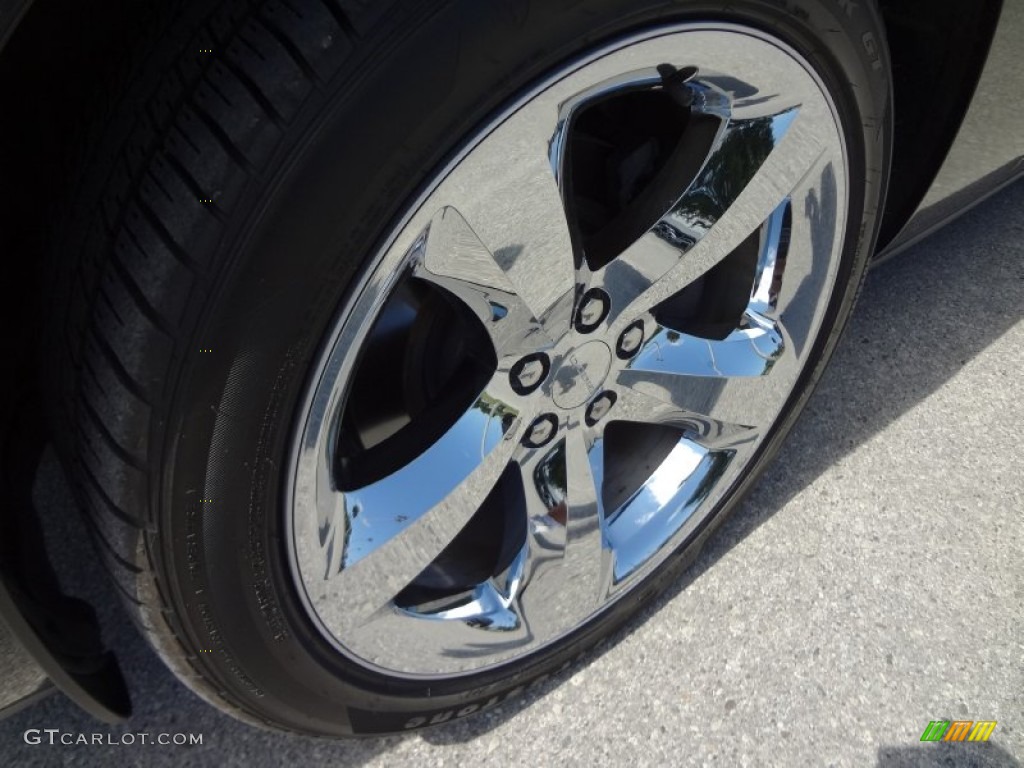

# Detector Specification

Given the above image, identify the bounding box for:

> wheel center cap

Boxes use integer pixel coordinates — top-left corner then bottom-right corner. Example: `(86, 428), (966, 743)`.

(551, 341), (612, 409)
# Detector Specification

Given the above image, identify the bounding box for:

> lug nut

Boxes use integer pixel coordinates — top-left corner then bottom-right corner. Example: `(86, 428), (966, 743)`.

(585, 391), (617, 426)
(524, 414), (558, 449)
(575, 288), (610, 334)
(516, 360), (544, 387)
(579, 298), (604, 326)
(509, 353), (550, 395)
(616, 320), (645, 359)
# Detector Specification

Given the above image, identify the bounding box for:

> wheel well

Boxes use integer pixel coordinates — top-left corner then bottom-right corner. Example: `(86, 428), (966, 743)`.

(0, 0), (1005, 403)
(875, 0), (1003, 249)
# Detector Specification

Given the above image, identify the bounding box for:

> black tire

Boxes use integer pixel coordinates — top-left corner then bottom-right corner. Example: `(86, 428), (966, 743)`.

(46, 0), (891, 736)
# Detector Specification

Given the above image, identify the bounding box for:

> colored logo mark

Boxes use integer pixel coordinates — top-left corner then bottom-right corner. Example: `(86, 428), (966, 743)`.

(920, 720), (997, 742)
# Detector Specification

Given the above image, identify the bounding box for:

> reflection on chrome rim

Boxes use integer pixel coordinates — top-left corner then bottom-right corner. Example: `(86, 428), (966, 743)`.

(287, 24), (849, 677)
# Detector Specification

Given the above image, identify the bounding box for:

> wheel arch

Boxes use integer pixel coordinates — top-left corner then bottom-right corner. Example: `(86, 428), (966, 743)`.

(874, 0), (1003, 250)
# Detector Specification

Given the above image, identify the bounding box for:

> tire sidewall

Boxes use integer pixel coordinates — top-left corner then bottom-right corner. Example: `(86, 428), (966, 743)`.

(155, 0), (890, 736)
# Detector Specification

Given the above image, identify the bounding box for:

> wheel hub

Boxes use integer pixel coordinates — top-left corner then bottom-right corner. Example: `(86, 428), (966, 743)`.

(551, 340), (612, 409)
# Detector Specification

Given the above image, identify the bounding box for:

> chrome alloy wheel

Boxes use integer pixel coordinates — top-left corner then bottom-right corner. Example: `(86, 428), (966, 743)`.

(289, 24), (848, 676)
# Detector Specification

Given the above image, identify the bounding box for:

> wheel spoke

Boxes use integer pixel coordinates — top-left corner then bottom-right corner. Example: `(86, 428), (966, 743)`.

(436, 90), (578, 321)
(598, 383), (758, 584)
(517, 419), (611, 635)
(606, 108), (826, 330)
(411, 207), (554, 356)
(563, 422), (609, 592)
(610, 379), (760, 452)
(617, 356), (793, 433)
(637, 319), (786, 378)
(320, 381), (526, 634)
(602, 435), (738, 584)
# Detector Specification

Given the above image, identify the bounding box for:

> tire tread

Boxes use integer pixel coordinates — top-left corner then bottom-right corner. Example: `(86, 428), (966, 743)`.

(46, 0), (379, 731)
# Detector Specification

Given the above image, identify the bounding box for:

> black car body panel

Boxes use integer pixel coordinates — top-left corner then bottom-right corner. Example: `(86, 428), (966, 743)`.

(0, 0), (30, 50)
(0, 0), (1021, 721)
(880, 0), (1024, 257)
